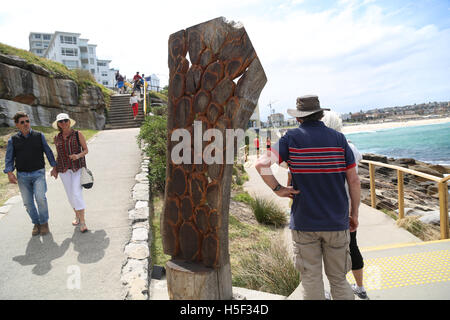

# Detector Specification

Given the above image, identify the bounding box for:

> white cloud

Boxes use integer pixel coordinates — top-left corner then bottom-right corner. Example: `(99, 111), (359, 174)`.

(1, 0), (449, 121)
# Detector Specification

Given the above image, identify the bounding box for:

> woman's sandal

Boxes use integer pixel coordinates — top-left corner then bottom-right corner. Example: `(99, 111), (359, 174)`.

(80, 223), (88, 233)
(72, 218), (80, 226)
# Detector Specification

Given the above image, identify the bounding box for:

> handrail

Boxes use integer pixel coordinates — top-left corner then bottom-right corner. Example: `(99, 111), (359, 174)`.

(361, 159), (449, 239)
(361, 160), (443, 182)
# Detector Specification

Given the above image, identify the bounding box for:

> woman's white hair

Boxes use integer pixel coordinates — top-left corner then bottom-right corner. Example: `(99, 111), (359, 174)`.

(322, 111), (343, 132)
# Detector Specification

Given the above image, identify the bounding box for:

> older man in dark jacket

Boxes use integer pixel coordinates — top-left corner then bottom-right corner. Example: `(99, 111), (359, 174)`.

(4, 112), (58, 236)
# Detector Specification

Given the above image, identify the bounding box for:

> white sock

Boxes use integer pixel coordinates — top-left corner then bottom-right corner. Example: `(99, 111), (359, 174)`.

(355, 285), (366, 292)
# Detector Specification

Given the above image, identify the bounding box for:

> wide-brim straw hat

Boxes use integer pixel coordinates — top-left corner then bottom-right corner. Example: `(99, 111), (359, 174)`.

(52, 113), (76, 129)
(287, 95), (330, 118)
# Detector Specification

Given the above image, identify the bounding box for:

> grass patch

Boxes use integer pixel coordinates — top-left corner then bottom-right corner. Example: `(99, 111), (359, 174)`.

(232, 235), (300, 296)
(232, 191), (254, 205)
(381, 208), (441, 241)
(250, 196), (287, 228)
(396, 216), (441, 241)
(150, 195), (171, 267)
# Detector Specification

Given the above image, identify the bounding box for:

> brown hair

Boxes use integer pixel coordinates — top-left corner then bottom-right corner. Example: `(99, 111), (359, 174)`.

(13, 112), (29, 123)
(297, 110), (324, 123)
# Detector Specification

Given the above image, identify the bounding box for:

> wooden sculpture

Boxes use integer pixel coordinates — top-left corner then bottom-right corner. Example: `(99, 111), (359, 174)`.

(163, 17), (267, 299)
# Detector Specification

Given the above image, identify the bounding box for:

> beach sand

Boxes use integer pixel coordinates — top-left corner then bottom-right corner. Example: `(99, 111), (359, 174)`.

(342, 117), (450, 134)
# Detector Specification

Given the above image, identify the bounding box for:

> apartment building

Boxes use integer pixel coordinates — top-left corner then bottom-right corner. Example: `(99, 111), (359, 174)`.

(29, 32), (53, 57)
(29, 31), (116, 88)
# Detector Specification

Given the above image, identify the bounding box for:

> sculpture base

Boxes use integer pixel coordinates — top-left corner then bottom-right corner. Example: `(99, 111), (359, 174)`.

(166, 260), (232, 300)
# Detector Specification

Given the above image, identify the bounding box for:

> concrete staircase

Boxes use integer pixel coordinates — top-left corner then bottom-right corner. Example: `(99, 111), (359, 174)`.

(106, 94), (145, 129)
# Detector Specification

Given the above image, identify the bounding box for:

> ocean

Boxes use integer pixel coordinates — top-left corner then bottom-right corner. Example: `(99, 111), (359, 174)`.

(344, 121), (450, 166)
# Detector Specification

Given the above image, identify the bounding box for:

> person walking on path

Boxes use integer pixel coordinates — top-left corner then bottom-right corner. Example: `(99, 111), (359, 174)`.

(322, 111), (369, 300)
(52, 113), (89, 233)
(253, 136), (260, 158)
(3, 112), (58, 236)
(255, 95), (361, 300)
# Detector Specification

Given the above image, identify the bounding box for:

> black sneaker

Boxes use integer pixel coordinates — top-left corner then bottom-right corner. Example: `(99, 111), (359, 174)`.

(352, 284), (370, 300)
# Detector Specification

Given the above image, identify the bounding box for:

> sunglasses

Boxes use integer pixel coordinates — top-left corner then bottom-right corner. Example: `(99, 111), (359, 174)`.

(58, 119), (69, 123)
(19, 120), (30, 125)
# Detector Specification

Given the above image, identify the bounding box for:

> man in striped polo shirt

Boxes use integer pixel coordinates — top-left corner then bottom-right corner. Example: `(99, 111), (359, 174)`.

(255, 95), (361, 300)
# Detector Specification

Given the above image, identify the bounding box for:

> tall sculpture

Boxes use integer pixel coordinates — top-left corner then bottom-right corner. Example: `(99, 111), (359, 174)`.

(163, 17), (267, 299)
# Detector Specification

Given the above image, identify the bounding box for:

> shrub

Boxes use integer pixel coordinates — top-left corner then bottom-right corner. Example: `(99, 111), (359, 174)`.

(250, 196), (287, 227)
(232, 237), (300, 296)
(232, 192), (254, 205)
(137, 114), (167, 194)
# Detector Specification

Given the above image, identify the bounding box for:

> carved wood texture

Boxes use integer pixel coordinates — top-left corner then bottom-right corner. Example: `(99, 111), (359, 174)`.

(163, 17), (267, 269)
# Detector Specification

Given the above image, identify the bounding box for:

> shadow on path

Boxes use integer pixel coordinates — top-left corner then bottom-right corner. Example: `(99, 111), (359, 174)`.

(12, 229), (111, 275)
(71, 229), (110, 264)
(12, 234), (71, 275)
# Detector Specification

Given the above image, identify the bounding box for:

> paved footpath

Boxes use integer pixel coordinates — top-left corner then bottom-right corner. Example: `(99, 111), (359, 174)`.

(243, 155), (450, 300)
(0, 128), (141, 299)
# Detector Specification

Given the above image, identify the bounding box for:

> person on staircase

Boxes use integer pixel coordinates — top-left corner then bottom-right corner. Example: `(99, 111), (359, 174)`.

(52, 113), (89, 233)
(133, 72), (143, 94)
(129, 91), (141, 120)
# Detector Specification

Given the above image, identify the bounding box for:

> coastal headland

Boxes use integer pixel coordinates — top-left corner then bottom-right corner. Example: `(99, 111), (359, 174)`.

(342, 116), (450, 134)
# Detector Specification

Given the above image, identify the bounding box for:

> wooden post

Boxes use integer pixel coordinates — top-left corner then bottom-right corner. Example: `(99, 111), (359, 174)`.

(397, 170), (405, 219)
(369, 163), (376, 208)
(163, 17), (267, 300)
(438, 181), (449, 239)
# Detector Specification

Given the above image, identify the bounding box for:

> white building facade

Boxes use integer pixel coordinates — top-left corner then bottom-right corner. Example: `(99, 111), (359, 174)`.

(29, 31), (116, 88)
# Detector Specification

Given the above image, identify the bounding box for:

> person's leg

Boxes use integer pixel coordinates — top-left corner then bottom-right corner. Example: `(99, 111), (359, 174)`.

(132, 103), (139, 119)
(322, 230), (354, 300)
(292, 230), (325, 300)
(32, 169), (49, 225)
(17, 172), (40, 225)
(70, 169), (87, 232)
(349, 231), (365, 287)
(59, 170), (76, 209)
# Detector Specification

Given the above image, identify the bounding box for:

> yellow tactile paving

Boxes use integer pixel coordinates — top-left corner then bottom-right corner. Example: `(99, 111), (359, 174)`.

(346, 249), (450, 290)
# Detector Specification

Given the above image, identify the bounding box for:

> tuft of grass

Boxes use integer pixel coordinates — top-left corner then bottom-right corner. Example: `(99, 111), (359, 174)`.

(396, 216), (441, 241)
(232, 191), (254, 205)
(250, 196), (287, 228)
(232, 237), (300, 296)
(150, 195), (171, 267)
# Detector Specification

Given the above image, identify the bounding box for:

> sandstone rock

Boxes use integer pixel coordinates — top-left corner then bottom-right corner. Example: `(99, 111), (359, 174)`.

(0, 55), (106, 130)
(409, 165), (443, 178)
(363, 153), (388, 163)
(128, 206), (149, 222)
(419, 211), (446, 226)
(124, 243), (150, 260)
(397, 158), (416, 165)
(132, 227), (149, 242)
(0, 205), (12, 214)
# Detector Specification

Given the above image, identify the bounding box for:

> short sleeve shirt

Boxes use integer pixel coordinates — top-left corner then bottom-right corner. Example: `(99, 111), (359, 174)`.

(273, 121), (356, 231)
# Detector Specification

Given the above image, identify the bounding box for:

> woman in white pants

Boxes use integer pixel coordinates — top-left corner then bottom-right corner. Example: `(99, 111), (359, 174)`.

(53, 113), (89, 233)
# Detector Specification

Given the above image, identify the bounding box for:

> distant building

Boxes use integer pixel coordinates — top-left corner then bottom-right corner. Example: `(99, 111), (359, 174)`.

(268, 113), (284, 127)
(29, 31), (116, 88)
(248, 104), (260, 128)
(285, 117), (297, 126)
(145, 74), (161, 91)
(29, 32), (53, 57)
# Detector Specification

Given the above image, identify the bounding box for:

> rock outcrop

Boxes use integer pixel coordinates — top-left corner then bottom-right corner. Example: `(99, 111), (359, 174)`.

(0, 53), (106, 129)
(359, 153), (450, 225)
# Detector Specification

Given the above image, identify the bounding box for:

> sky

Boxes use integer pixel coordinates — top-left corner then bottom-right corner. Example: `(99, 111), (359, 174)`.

(1, 0), (450, 121)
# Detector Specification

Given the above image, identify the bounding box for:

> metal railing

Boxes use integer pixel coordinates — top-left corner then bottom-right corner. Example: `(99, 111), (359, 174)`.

(362, 160), (449, 239)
